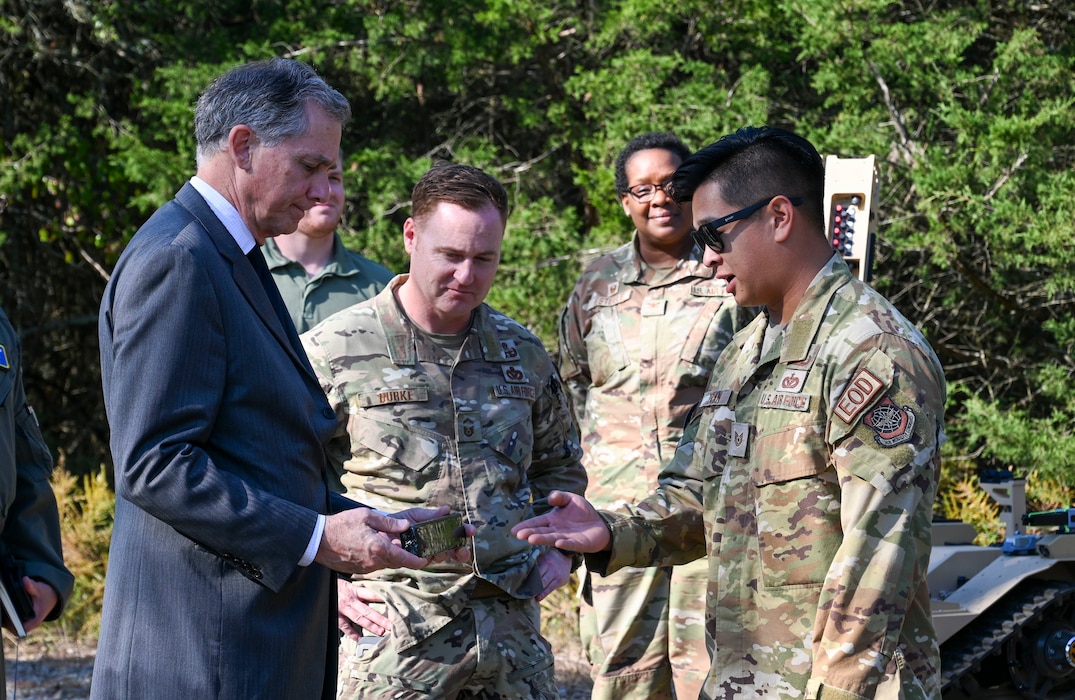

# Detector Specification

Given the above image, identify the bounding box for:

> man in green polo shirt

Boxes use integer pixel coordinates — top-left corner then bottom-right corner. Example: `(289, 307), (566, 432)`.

(263, 158), (394, 333)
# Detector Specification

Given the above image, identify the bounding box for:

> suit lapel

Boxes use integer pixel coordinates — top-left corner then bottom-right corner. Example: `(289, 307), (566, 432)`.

(174, 185), (317, 380)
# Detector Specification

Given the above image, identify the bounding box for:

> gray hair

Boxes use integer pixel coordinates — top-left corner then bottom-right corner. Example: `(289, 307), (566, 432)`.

(194, 58), (351, 166)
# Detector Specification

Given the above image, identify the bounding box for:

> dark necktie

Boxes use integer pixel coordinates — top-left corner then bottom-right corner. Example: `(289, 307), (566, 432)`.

(247, 247), (298, 340)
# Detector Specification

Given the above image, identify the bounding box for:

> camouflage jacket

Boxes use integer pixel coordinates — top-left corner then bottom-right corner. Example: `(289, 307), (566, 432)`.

(302, 276), (587, 650)
(558, 235), (753, 507)
(594, 256), (945, 700)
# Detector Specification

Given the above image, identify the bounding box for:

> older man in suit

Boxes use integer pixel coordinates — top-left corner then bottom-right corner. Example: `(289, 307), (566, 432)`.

(94, 58), (466, 700)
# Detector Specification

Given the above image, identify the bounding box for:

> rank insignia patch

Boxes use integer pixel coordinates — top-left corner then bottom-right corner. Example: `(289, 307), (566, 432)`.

(459, 414), (480, 440)
(863, 396), (917, 447)
(728, 422), (750, 457)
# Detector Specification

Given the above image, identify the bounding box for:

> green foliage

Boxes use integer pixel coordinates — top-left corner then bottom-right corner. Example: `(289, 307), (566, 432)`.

(51, 465), (115, 641)
(3, 1), (1075, 646)
(937, 466), (1003, 545)
(488, 196), (584, 344)
(947, 385), (1075, 488)
(937, 463), (1073, 546)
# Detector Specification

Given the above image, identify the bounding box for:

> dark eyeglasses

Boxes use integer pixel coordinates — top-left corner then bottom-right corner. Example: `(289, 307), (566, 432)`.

(623, 181), (673, 203)
(691, 196), (803, 253)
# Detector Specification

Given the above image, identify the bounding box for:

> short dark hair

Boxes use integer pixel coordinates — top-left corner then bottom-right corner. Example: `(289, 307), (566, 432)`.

(671, 126), (824, 227)
(411, 163), (510, 223)
(195, 58), (351, 165)
(614, 132), (693, 193)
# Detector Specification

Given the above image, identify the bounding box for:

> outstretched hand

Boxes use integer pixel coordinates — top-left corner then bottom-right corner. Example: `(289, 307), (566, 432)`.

(511, 491), (611, 553)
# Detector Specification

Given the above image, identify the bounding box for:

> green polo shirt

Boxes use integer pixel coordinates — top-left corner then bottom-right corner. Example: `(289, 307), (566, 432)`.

(263, 233), (395, 333)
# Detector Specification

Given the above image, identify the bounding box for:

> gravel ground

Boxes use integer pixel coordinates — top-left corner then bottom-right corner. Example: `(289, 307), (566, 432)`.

(4, 637), (593, 700)
(3, 637), (94, 700)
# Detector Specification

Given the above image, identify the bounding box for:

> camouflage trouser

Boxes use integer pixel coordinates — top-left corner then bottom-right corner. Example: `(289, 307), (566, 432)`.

(580, 558), (710, 700)
(336, 594), (559, 699)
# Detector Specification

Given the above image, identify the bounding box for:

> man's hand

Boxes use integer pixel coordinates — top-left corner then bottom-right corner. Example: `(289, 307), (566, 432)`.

(337, 580), (390, 642)
(316, 506), (476, 574)
(512, 491), (611, 553)
(316, 508), (425, 574)
(534, 548), (571, 602)
(21, 577), (58, 634)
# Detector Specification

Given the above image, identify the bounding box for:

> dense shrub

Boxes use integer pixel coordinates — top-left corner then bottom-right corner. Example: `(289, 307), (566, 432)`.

(2, 0), (1073, 642)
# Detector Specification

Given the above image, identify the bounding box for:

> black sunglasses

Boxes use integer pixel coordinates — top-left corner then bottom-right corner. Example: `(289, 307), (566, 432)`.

(691, 196), (803, 253)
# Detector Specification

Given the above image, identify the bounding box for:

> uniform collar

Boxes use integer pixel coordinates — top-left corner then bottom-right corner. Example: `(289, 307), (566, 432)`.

(780, 255), (853, 364)
(372, 276), (512, 365)
(262, 232), (356, 275)
(260, 237), (293, 269)
(610, 232), (716, 286)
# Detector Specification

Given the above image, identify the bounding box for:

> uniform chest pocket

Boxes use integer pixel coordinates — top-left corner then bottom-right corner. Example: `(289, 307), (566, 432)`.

(586, 305), (630, 384)
(751, 424), (842, 588)
(485, 415), (534, 468)
(678, 295), (736, 368)
(352, 416), (441, 492)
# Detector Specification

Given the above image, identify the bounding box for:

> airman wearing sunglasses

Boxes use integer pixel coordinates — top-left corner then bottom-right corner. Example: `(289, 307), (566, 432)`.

(558, 132), (755, 700)
(515, 126), (946, 700)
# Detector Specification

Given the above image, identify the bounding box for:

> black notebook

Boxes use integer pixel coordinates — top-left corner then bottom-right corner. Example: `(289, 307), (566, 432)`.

(0, 554), (34, 639)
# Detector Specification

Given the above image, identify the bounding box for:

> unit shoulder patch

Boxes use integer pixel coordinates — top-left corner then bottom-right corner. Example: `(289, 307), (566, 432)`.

(863, 396), (917, 447)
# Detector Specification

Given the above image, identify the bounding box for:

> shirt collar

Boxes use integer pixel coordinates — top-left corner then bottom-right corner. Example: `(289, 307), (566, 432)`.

(189, 176), (258, 254)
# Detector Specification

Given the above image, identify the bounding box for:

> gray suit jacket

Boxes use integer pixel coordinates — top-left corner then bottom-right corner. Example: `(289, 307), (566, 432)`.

(93, 183), (348, 699)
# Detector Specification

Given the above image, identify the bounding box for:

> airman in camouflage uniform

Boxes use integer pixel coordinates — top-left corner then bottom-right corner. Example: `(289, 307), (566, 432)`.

(558, 133), (754, 699)
(514, 127), (945, 700)
(302, 163), (587, 700)
(600, 252), (945, 699)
